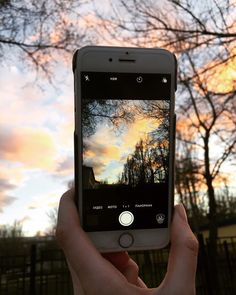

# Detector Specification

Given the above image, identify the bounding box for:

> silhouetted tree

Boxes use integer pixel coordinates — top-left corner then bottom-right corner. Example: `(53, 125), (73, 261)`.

(121, 128), (169, 186)
(175, 133), (204, 234)
(95, 2), (236, 290)
(82, 99), (134, 137)
(0, 220), (23, 238)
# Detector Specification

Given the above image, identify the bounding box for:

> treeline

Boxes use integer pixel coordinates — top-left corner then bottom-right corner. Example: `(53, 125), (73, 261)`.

(119, 136), (168, 186)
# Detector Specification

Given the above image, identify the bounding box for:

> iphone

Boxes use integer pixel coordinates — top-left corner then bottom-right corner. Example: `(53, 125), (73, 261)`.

(73, 46), (177, 252)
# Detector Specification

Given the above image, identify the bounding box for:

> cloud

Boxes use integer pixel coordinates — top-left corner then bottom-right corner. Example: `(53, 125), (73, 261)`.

(0, 128), (57, 170)
(0, 164), (29, 213)
(0, 178), (16, 192)
(83, 126), (122, 176)
(83, 116), (161, 181)
(55, 155), (74, 177)
(19, 215), (31, 224)
(0, 178), (17, 212)
(28, 191), (61, 211)
(0, 195), (17, 210)
(0, 63), (75, 179)
(84, 142), (120, 161)
(122, 118), (159, 151)
(28, 205), (37, 210)
(0, 64), (73, 133)
(83, 155), (107, 176)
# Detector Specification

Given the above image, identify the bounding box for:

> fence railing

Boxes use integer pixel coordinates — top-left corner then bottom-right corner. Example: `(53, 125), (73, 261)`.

(0, 236), (235, 295)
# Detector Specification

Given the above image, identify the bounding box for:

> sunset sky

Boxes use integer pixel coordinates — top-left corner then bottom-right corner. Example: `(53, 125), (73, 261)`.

(0, 61), (74, 235)
(0, 1), (235, 236)
(83, 100), (164, 184)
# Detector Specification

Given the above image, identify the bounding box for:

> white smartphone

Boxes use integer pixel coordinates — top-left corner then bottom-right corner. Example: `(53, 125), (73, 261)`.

(73, 46), (176, 252)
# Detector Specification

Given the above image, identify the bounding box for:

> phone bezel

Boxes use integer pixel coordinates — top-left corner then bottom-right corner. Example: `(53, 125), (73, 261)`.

(74, 46), (176, 252)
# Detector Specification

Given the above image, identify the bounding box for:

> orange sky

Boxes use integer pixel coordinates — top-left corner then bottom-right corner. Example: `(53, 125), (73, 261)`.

(0, 1), (236, 236)
(198, 47), (236, 94)
(83, 112), (162, 183)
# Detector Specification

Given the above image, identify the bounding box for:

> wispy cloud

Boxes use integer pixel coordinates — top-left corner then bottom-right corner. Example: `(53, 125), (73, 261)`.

(55, 155), (74, 177)
(28, 191), (60, 211)
(0, 178), (17, 212)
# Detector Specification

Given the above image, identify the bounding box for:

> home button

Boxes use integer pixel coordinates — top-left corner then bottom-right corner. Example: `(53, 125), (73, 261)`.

(119, 233), (134, 248)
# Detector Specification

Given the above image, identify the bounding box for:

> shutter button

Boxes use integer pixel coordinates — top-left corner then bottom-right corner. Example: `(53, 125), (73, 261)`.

(118, 211), (134, 226)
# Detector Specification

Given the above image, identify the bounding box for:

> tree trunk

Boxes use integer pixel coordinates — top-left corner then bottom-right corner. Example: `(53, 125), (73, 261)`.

(204, 133), (220, 293)
(187, 180), (200, 234)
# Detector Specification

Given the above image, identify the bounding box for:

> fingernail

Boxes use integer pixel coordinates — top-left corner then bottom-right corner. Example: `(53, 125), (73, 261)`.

(176, 203), (188, 222)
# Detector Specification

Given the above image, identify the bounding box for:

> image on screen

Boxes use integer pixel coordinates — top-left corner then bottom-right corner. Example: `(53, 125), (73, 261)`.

(81, 73), (171, 231)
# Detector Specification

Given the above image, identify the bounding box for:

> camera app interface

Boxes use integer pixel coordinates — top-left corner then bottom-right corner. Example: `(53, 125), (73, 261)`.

(81, 72), (171, 231)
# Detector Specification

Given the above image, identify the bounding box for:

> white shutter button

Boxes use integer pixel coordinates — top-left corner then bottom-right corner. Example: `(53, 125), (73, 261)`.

(118, 211), (134, 226)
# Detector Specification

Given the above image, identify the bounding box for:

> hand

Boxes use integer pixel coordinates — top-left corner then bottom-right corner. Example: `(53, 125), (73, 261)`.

(56, 190), (198, 295)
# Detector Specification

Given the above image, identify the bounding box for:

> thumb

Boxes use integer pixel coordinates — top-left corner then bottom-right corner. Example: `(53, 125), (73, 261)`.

(162, 204), (199, 294)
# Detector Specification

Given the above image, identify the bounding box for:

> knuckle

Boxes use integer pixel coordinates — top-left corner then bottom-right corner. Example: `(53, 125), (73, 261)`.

(185, 235), (199, 256)
(130, 259), (139, 275)
(60, 190), (71, 203)
(133, 261), (139, 274)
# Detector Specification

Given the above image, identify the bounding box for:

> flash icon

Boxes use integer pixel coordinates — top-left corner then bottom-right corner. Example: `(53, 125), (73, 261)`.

(84, 75), (90, 81)
(162, 77), (167, 83)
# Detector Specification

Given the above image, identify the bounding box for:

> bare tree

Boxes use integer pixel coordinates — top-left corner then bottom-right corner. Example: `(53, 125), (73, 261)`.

(178, 51), (236, 246)
(175, 132), (204, 234)
(82, 99), (135, 137)
(121, 132), (169, 186)
(0, 220), (23, 238)
(0, 0), (95, 79)
(46, 207), (58, 236)
(95, 0), (236, 291)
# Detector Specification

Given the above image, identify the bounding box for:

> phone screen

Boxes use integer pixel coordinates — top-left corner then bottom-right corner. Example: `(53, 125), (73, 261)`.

(81, 72), (171, 232)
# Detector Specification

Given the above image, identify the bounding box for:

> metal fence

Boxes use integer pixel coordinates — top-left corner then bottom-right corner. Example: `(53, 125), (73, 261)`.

(0, 241), (72, 295)
(196, 236), (236, 295)
(0, 236), (235, 295)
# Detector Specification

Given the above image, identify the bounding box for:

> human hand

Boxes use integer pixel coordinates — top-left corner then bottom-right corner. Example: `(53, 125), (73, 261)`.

(56, 190), (198, 295)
